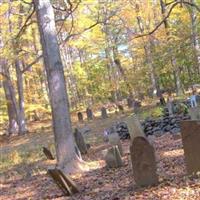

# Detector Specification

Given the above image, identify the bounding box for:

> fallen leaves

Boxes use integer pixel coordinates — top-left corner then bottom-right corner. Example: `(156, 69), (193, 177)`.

(1, 134), (200, 200)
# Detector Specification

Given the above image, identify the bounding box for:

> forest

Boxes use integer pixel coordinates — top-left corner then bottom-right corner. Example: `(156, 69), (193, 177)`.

(0, 0), (200, 200)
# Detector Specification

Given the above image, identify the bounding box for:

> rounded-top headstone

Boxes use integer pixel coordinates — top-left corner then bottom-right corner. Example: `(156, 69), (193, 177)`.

(130, 136), (158, 187)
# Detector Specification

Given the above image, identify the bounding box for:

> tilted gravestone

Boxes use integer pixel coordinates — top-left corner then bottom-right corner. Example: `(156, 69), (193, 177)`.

(74, 128), (88, 155)
(101, 107), (108, 119)
(180, 120), (200, 174)
(43, 147), (54, 160)
(86, 107), (93, 120)
(126, 114), (145, 141)
(108, 130), (123, 156)
(103, 146), (123, 168)
(130, 136), (158, 187)
(48, 168), (79, 196)
(77, 112), (83, 122)
(189, 107), (200, 120)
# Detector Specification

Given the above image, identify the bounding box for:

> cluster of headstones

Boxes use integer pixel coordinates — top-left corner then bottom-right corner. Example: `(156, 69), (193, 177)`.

(77, 105), (125, 122)
(142, 111), (191, 136)
(104, 115), (158, 187)
(104, 115), (200, 188)
(105, 122), (130, 140)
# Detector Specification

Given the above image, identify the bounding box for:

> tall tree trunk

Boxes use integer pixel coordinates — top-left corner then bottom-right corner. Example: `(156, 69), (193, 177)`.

(15, 60), (27, 134)
(3, 81), (18, 135)
(1, 61), (19, 135)
(136, 13), (159, 97)
(112, 45), (133, 96)
(34, 0), (81, 171)
(159, 0), (183, 95)
(189, 0), (200, 74)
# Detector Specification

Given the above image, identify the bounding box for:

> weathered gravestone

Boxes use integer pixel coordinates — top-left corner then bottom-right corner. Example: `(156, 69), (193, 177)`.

(74, 128), (88, 155)
(86, 107), (93, 121)
(166, 101), (173, 116)
(108, 130), (123, 156)
(117, 104), (124, 113)
(43, 147), (54, 160)
(130, 136), (158, 187)
(101, 107), (108, 119)
(127, 97), (133, 108)
(77, 112), (83, 122)
(103, 146), (123, 168)
(48, 168), (79, 196)
(126, 114), (145, 141)
(189, 107), (200, 120)
(180, 120), (200, 174)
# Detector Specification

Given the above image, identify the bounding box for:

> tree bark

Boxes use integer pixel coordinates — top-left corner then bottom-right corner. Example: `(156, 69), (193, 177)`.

(2, 76), (18, 135)
(34, 0), (81, 170)
(189, 0), (200, 74)
(1, 61), (19, 135)
(135, 7), (160, 97)
(159, 0), (183, 95)
(15, 60), (27, 134)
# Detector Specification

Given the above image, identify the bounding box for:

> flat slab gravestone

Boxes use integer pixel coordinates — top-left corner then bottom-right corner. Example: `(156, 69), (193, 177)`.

(43, 147), (54, 160)
(101, 107), (108, 119)
(126, 114), (145, 141)
(180, 120), (200, 174)
(130, 136), (158, 187)
(48, 168), (79, 196)
(103, 146), (123, 168)
(108, 132), (123, 156)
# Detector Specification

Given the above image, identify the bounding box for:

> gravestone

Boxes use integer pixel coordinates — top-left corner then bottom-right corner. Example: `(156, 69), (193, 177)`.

(74, 128), (88, 155)
(117, 104), (124, 113)
(101, 107), (108, 119)
(86, 107), (93, 121)
(103, 146), (123, 168)
(77, 112), (83, 122)
(127, 97), (133, 108)
(180, 120), (200, 174)
(130, 136), (158, 187)
(108, 131), (123, 156)
(189, 107), (200, 120)
(48, 168), (79, 196)
(126, 114), (145, 141)
(43, 147), (54, 160)
(166, 101), (173, 116)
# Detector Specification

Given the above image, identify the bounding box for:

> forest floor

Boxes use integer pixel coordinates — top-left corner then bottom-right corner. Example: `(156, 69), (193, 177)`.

(1, 109), (200, 200)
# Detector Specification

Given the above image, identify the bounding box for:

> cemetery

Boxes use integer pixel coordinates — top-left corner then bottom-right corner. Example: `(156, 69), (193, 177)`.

(1, 101), (200, 199)
(1, 0), (200, 199)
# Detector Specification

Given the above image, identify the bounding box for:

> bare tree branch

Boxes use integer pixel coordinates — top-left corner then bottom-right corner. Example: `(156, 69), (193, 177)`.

(20, 0), (33, 5)
(15, 4), (35, 39)
(131, 1), (200, 40)
(21, 54), (43, 73)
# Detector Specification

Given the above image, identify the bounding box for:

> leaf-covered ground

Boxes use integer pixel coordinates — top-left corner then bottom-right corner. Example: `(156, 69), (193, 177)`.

(1, 131), (200, 200)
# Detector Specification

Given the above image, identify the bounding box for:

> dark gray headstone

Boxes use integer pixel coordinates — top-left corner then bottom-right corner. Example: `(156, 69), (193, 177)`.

(180, 120), (200, 174)
(77, 112), (83, 122)
(101, 107), (108, 119)
(86, 107), (93, 120)
(74, 128), (87, 155)
(130, 136), (158, 187)
(127, 97), (133, 108)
